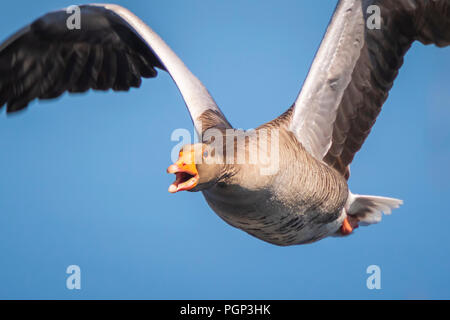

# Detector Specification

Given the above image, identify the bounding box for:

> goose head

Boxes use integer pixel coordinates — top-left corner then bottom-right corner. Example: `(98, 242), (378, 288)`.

(167, 143), (224, 193)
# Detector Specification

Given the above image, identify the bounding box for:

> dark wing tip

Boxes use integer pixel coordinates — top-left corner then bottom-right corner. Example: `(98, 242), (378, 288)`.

(0, 4), (166, 113)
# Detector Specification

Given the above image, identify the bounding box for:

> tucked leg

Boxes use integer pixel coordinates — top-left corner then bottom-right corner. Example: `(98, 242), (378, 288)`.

(340, 216), (359, 235)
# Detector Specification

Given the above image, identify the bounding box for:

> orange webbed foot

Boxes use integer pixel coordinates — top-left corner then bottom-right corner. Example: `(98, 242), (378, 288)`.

(340, 216), (359, 236)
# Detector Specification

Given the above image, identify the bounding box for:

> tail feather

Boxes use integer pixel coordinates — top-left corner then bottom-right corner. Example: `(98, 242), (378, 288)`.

(346, 192), (403, 226)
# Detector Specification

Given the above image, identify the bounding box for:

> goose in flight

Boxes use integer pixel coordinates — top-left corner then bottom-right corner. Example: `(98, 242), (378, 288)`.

(1, 1), (449, 246)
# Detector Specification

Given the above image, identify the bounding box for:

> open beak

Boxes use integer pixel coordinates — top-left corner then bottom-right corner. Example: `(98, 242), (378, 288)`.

(167, 149), (199, 193)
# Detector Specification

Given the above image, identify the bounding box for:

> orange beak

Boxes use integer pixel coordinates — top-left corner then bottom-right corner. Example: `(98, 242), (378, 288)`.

(167, 148), (199, 193)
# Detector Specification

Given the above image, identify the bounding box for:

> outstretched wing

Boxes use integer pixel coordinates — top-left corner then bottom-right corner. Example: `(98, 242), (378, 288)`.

(289, 0), (450, 178)
(0, 4), (231, 134)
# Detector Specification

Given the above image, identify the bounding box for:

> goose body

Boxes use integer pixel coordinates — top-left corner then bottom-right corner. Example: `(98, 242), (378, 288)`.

(1, 1), (449, 246)
(202, 123), (349, 246)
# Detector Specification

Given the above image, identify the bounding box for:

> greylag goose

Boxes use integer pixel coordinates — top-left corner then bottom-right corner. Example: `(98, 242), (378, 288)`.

(1, 1), (449, 246)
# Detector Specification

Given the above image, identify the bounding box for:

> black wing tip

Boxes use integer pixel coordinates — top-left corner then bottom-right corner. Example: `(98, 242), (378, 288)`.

(0, 4), (167, 117)
(5, 102), (30, 114)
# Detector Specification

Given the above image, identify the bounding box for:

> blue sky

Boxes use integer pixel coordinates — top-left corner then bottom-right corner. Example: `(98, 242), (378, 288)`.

(0, 0), (449, 299)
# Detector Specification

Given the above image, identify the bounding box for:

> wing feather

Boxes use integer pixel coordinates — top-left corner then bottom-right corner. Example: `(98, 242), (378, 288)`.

(290, 0), (450, 177)
(0, 4), (230, 134)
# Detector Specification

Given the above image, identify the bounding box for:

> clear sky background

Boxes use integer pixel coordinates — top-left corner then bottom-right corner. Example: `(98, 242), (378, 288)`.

(0, 0), (449, 299)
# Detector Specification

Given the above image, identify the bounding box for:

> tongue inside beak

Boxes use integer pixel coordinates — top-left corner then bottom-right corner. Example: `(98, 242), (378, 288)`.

(167, 151), (199, 193)
(167, 170), (199, 193)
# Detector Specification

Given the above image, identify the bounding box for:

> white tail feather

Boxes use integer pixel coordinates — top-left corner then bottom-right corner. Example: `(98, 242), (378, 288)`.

(345, 192), (403, 226)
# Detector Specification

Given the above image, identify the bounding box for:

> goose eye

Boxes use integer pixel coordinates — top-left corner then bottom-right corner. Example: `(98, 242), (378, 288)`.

(203, 150), (209, 158)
